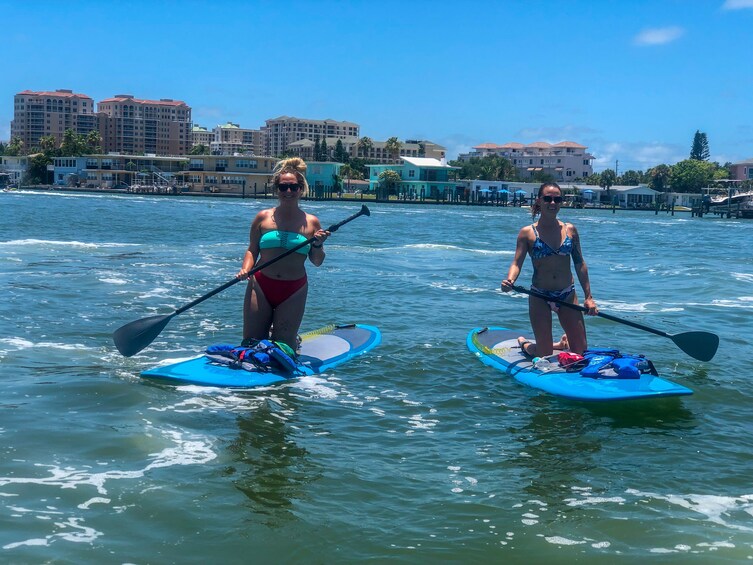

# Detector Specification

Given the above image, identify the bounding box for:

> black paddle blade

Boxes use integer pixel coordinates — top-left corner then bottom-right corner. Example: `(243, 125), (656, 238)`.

(672, 331), (719, 362)
(113, 314), (174, 357)
(360, 204), (370, 216)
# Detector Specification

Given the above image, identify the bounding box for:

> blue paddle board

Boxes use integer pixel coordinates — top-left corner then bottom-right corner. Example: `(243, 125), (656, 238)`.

(467, 326), (692, 401)
(141, 323), (380, 387)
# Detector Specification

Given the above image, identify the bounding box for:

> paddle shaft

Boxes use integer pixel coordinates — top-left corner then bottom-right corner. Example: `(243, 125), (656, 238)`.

(173, 204), (370, 316)
(510, 284), (671, 338)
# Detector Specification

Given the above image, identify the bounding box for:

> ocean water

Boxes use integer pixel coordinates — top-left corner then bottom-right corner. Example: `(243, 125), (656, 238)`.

(1, 190), (752, 563)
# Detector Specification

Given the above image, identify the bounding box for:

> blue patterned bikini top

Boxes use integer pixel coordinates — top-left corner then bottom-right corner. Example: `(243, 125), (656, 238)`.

(531, 223), (572, 259)
(259, 230), (310, 255)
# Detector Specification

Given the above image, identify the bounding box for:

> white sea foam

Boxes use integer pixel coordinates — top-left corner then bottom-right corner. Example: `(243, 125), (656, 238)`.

(404, 243), (512, 255)
(566, 496), (626, 507)
(0, 239), (138, 249)
(731, 272), (753, 283)
(99, 277), (128, 285)
(544, 536), (586, 545)
(626, 488), (753, 532)
(0, 338), (87, 351)
(0, 427), (216, 495)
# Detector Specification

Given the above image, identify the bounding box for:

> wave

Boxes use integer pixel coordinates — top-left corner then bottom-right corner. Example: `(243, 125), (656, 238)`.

(0, 338), (87, 351)
(0, 239), (139, 249)
(404, 243), (513, 256)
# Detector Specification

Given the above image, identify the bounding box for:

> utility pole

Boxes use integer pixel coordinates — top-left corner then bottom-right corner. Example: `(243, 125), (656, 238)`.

(615, 160), (619, 177)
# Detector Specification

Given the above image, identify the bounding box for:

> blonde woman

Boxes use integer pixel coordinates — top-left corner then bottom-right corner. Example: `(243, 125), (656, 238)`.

(501, 182), (598, 356)
(238, 158), (329, 350)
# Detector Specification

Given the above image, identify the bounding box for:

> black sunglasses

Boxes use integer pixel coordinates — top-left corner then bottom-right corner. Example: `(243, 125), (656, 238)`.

(278, 183), (301, 192)
(541, 195), (563, 203)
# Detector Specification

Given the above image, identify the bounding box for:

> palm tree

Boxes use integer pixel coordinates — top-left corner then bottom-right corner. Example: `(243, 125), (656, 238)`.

(385, 137), (402, 161)
(600, 169), (617, 205)
(357, 136), (373, 159)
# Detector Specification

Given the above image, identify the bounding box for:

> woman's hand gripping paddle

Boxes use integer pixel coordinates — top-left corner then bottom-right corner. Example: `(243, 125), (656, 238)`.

(113, 205), (370, 357)
(510, 284), (719, 362)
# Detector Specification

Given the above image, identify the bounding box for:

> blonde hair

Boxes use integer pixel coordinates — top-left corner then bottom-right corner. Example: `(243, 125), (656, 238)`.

(532, 182), (562, 218)
(272, 157), (309, 196)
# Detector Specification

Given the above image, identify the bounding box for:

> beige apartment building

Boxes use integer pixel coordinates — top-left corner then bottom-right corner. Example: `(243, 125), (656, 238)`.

(191, 125), (213, 147)
(287, 136), (446, 165)
(262, 116), (360, 157)
(10, 89), (98, 150)
(98, 94), (192, 156)
(460, 141), (594, 181)
(211, 122), (264, 156)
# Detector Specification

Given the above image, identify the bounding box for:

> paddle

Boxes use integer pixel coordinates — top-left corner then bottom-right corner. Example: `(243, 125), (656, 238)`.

(113, 204), (371, 357)
(510, 284), (719, 362)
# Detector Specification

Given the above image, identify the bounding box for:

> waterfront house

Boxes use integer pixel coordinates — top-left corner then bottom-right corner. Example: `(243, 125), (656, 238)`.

(0, 155), (30, 187)
(178, 155), (277, 196)
(567, 184), (659, 208)
(730, 158), (753, 181)
(367, 157), (459, 200)
(305, 161), (343, 198)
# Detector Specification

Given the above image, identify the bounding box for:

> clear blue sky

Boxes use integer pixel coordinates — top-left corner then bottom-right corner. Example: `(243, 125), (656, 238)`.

(2, 0), (751, 172)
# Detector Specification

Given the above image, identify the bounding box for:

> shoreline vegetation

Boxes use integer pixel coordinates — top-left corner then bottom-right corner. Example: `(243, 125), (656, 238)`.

(9, 184), (698, 213)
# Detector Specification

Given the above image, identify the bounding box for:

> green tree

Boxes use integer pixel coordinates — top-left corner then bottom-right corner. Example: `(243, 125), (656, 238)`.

(38, 135), (58, 155)
(85, 131), (102, 154)
(357, 136), (373, 158)
(332, 173), (342, 193)
(346, 157), (371, 179)
(190, 144), (210, 155)
(585, 172), (601, 185)
(313, 137), (321, 161)
(670, 159), (715, 193)
(320, 138), (328, 161)
(333, 139), (348, 163)
(600, 169), (617, 203)
(5, 137), (24, 156)
(60, 129), (87, 156)
(377, 169), (401, 198)
(647, 164), (671, 191)
(340, 164), (364, 181)
(384, 137), (402, 160)
(449, 155), (516, 181)
(618, 170), (643, 186)
(24, 153), (53, 185)
(690, 130), (710, 161)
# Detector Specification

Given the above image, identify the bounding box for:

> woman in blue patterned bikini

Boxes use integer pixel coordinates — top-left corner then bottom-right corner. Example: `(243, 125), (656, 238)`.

(501, 182), (598, 356)
(237, 157), (330, 350)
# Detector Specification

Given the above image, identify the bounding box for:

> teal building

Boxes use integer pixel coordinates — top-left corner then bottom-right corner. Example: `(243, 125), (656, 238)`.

(367, 157), (459, 200)
(305, 161), (343, 198)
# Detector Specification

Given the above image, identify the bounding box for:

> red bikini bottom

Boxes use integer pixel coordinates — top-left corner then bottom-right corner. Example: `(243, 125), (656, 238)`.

(253, 271), (307, 308)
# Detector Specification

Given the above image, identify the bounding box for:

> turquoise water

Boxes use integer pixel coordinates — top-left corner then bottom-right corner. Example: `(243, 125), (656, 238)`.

(1, 190), (752, 563)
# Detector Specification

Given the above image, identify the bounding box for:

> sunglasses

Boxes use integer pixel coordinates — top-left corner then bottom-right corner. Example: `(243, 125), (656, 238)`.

(278, 183), (301, 192)
(541, 195), (563, 203)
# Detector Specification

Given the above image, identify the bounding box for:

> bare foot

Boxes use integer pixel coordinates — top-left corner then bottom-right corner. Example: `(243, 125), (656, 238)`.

(554, 333), (569, 350)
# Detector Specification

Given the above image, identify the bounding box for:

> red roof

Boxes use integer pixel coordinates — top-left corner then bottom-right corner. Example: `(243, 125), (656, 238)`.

(553, 141), (586, 148)
(473, 142), (505, 150)
(526, 141), (552, 149)
(99, 95), (188, 107)
(500, 142), (525, 149)
(17, 89), (92, 99)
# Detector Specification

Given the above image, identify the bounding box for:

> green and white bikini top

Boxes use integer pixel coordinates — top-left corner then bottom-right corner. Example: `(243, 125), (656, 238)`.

(259, 230), (310, 255)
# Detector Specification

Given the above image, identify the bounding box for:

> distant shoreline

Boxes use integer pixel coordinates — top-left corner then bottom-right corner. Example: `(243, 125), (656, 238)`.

(7, 184), (694, 213)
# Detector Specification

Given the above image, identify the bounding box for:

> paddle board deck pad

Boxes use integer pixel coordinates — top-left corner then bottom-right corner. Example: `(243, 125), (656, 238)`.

(141, 324), (380, 387)
(467, 327), (692, 401)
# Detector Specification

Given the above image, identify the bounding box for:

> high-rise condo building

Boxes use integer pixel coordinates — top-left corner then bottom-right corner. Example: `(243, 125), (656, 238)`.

(11, 89), (97, 150)
(261, 116), (360, 157)
(98, 94), (192, 156)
